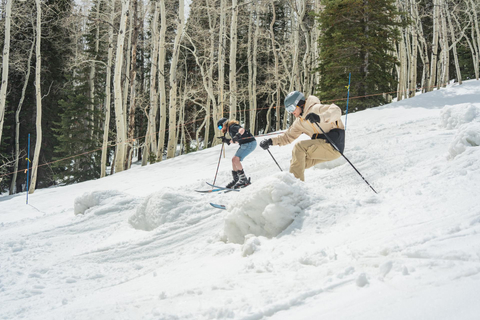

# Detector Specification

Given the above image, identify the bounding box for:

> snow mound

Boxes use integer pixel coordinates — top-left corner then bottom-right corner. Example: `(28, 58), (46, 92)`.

(223, 172), (311, 244)
(129, 189), (200, 231)
(448, 122), (480, 159)
(73, 190), (134, 215)
(440, 103), (480, 129)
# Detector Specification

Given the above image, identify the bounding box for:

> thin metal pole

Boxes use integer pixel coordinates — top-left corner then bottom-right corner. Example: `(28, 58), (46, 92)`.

(212, 142), (224, 187)
(267, 149), (283, 171)
(315, 122), (377, 194)
(345, 72), (351, 130)
(26, 134), (31, 204)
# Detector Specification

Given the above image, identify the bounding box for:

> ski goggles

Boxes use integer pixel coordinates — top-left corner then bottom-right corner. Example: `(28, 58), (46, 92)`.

(218, 125), (223, 130)
(285, 104), (297, 113)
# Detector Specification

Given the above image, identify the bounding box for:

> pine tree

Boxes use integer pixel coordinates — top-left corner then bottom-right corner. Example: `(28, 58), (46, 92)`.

(316, 0), (406, 111)
(52, 75), (102, 184)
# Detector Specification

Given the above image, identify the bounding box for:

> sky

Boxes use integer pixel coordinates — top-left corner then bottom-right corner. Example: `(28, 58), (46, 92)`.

(1, 80), (480, 320)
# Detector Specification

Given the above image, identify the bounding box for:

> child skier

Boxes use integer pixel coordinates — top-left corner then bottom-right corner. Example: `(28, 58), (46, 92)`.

(217, 118), (257, 188)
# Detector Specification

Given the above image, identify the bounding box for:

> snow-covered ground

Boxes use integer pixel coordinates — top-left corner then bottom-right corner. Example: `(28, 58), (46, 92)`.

(1, 81), (480, 320)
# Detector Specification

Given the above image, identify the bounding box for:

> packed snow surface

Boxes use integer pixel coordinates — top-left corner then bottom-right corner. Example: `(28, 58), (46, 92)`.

(1, 80), (480, 320)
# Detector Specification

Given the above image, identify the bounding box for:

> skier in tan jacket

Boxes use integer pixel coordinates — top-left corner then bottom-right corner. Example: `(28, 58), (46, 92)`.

(259, 91), (345, 181)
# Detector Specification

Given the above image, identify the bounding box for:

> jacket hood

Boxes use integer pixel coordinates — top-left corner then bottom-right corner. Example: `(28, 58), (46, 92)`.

(302, 95), (321, 116)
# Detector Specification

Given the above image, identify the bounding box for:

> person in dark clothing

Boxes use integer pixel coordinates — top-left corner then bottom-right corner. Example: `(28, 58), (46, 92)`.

(217, 118), (257, 188)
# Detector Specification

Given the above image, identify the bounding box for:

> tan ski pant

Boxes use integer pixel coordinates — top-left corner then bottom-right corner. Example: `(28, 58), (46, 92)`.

(289, 139), (341, 181)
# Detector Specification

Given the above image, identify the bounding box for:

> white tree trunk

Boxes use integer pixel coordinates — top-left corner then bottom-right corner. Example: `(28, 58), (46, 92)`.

(409, 0), (418, 97)
(166, 0), (184, 159)
(126, 0), (139, 169)
(29, 0), (43, 194)
(269, 0), (281, 131)
(0, 0), (13, 146)
(156, 0), (167, 161)
(291, 6), (300, 90)
(445, 2), (462, 85)
(143, 1), (160, 166)
(88, 0), (101, 139)
(229, 0), (238, 120)
(469, 0), (480, 79)
(439, 2), (449, 88)
(203, 0), (218, 148)
(428, 0), (440, 91)
(113, 0), (131, 173)
(215, 0), (226, 145)
(11, 31), (34, 194)
(248, 1), (259, 134)
(100, 0), (115, 178)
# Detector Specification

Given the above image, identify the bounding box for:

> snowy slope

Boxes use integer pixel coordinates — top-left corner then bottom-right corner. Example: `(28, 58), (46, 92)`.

(1, 81), (480, 320)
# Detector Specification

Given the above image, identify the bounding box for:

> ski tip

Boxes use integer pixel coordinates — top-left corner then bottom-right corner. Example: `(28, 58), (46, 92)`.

(210, 203), (227, 210)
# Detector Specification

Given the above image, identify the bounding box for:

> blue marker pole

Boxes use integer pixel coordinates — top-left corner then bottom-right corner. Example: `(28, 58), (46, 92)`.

(26, 134), (31, 204)
(345, 73), (351, 130)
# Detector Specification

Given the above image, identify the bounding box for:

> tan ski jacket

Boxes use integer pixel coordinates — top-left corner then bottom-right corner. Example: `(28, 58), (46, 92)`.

(272, 95), (345, 146)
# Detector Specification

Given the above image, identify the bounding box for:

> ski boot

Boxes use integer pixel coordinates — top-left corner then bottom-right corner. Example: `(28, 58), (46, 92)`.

(226, 170), (239, 189)
(234, 170), (251, 189)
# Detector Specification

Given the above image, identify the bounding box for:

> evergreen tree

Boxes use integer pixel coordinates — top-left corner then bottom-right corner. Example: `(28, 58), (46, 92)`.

(316, 0), (406, 111)
(52, 75), (102, 184)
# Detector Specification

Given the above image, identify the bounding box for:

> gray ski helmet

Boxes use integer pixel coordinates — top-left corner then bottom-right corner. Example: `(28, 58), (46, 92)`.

(217, 117), (228, 129)
(284, 91), (305, 113)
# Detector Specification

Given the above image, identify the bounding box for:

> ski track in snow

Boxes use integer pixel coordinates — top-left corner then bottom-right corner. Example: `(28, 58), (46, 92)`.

(1, 81), (480, 319)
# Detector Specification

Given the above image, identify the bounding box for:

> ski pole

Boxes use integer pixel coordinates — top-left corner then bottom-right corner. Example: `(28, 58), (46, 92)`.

(267, 149), (283, 172)
(26, 134), (31, 204)
(212, 142), (225, 187)
(345, 73), (351, 130)
(314, 122), (377, 194)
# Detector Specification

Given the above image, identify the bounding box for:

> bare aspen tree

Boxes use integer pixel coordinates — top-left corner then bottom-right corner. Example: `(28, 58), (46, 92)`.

(269, 0), (281, 131)
(203, 0), (219, 148)
(183, 32), (211, 149)
(467, 0), (479, 79)
(290, 4), (301, 90)
(113, 0), (131, 173)
(312, 0), (322, 95)
(29, 0), (43, 194)
(396, 29), (407, 101)
(445, 1), (462, 84)
(166, 0), (185, 159)
(183, 31), (217, 148)
(229, 0), (238, 120)
(10, 33), (35, 194)
(438, 1), (449, 88)
(143, 1), (160, 166)
(413, 1), (430, 91)
(247, 1), (259, 134)
(428, 0), (440, 91)
(408, 0), (418, 97)
(101, 0), (116, 178)
(216, 0), (226, 138)
(0, 0), (12, 146)
(126, 0), (140, 168)
(123, 0), (134, 124)
(156, 0), (167, 161)
(295, 0), (312, 96)
(87, 0), (101, 139)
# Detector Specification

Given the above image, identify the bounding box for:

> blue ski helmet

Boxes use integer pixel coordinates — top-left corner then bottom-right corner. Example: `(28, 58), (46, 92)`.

(217, 117), (228, 130)
(284, 91), (305, 113)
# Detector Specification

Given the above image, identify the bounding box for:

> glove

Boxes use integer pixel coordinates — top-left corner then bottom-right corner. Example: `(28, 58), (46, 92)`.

(305, 113), (320, 123)
(232, 132), (242, 143)
(218, 136), (231, 145)
(260, 138), (272, 150)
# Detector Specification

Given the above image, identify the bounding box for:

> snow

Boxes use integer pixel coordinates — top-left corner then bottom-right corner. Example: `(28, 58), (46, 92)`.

(1, 80), (480, 320)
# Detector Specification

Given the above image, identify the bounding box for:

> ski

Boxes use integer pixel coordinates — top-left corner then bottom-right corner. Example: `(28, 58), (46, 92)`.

(195, 188), (225, 193)
(210, 203), (227, 210)
(205, 182), (241, 192)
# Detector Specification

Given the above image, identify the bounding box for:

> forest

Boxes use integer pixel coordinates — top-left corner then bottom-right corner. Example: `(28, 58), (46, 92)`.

(0, 0), (478, 195)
